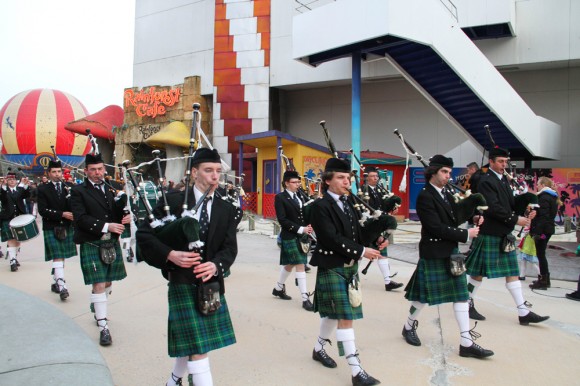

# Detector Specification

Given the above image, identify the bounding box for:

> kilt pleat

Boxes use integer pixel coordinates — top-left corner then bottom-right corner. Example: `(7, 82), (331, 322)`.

(1, 220), (13, 242)
(404, 258), (468, 305)
(466, 234), (519, 278)
(167, 283), (236, 357)
(314, 265), (363, 320)
(280, 238), (307, 265)
(43, 229), (77, 261)
(79, 240), (126, 284)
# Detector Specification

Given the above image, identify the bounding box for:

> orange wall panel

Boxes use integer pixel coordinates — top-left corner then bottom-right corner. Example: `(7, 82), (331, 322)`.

(214, 52), (237, 70)
(220, 102), (249, 119)
(217, 85), (245, 103)
(254, 0), (270, 17)
(214, 69), (241, 86)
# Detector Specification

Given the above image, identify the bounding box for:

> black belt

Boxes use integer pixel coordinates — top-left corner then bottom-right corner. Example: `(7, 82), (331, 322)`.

(167, 270), (197, 285)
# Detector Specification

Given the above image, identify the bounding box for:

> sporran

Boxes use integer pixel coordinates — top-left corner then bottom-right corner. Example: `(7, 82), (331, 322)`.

(53, 226), (67, 241)
(196, 281), (222, 316)
(501, 233), (516, 253)
(449, 253), (467, 276)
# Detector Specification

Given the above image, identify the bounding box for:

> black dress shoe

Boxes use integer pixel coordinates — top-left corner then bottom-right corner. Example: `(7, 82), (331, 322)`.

(10, 261), (18, 272)
(469, 298), (486, 321)
(566, 291), (580, 301)
(99, 328), (112, 346)
(385, 281), (403, 291)
(302, 299), (314, 311)
(459, 343), (494, 359)
(352, 370), (381, 386)
(15, 259), (20, 267)
(401, 320), (421, 346)
(312, 349), (337, 368)
(519, 311), (549, 325)
(51, 283), (60, 293)
(60, 288), (70, 301)
(272, 285), (292, 300)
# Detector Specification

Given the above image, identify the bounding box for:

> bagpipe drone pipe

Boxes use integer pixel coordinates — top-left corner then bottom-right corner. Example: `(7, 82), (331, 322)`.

(393, 128), (489, 225)
(318, 121), (399, 274)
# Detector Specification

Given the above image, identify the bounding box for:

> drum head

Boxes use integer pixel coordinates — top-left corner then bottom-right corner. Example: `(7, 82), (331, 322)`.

(9, 214), (36, 227)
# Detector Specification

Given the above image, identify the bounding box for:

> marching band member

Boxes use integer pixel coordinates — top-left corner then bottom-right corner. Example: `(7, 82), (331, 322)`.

(465, 147), (549, 325)
(309, 158), (384, 386)
(137, 148), (238, 386)
(402, 155), (493, 359)
(362, 167), (403, 291)
(271, 170), (314, 311)
(70, 153), (131, 346)
(0, 171), (30, 272)
(37, 159), (77, 300)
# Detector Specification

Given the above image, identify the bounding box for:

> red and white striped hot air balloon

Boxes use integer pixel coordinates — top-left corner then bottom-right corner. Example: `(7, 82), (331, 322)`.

(0, 89), (91, 174)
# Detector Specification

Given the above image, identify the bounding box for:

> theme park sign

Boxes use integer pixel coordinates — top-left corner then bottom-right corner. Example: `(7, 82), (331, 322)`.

(124, 87), (181, 118)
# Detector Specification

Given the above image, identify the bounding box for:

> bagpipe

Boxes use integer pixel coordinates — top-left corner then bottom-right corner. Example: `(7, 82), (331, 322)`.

(349, 148), (403, 214)
(483, 125), (539, 229)
(318, 121), (398, 273)
(279, 144), (318, 248)
(119, 105), (210, 253)
(393, 129), (488, 225)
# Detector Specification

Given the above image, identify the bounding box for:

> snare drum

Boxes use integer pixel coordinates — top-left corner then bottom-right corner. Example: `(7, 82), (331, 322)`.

(9, 214), (40, 241)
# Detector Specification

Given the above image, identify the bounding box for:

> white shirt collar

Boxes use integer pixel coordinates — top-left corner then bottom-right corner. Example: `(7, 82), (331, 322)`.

(489, 167), (503, 180)
(193, 186), (214, 202)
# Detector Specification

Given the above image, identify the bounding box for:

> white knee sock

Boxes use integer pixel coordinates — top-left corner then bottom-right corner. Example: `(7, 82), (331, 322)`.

(296, 271), (308, 300)
(453, 302), (473, 347)
(506, 281), (530, 317)
(187, 357), (213, 386)
(377, 258), (391, 284)
(405, 301), (425, 330)
(166, 357), (188, 386)
(7, 247), (18, 263)
(336, 328), (361, 377)
(52, 261), (66, 289)
(91, 293), (108, 331)
(314, 317), (338, 352)
(275, 267), (291, 291)
(468, 276), (482, 297)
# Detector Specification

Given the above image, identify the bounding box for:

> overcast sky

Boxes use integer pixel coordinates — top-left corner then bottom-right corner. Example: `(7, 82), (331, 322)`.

(0, 0), (135, 114)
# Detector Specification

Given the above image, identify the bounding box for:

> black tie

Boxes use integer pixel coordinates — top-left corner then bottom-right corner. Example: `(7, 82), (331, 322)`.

(199, 196), (211, 242)
(442, 188), (449, 204)
(340, 195), (354, 224)
(292, 193), (301, 207)
(56, 182), (62, 197)
(95, 182), (105, 196)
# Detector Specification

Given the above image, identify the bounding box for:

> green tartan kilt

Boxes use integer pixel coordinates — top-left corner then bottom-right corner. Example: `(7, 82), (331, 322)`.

(280, 238), (307, 265)
(314, 264), (363, 320)
(79, 240), (126, 285)
(1, 220), (14, 242)
(167, 283), (236, 357)
(43, 229), (77, 261)
(404, 258), (468, 305)
(466, 234), (519, 278)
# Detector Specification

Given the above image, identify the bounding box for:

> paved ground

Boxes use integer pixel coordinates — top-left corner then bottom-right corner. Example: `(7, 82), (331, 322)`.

(1, 216), (579, 386)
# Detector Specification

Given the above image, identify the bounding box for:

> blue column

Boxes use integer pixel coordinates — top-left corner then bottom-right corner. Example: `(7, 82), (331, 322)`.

(238, 143), (243, 177)
(276, 137), (282, 193)
(352, 51), (362, 194)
